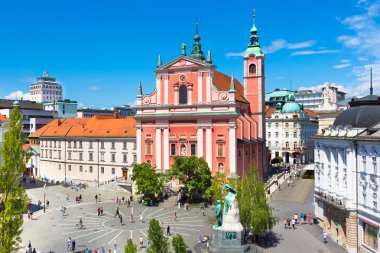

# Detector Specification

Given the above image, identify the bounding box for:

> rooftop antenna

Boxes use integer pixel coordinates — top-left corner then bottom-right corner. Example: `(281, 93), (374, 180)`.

(370, 67), (373, 95)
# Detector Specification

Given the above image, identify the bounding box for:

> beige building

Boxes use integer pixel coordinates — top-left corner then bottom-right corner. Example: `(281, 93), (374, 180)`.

(29, 116), (136, 185)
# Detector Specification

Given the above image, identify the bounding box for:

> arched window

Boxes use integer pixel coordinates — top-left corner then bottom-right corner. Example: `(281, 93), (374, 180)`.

(179, 85), (188, 104)
(249, 63), (257, 74)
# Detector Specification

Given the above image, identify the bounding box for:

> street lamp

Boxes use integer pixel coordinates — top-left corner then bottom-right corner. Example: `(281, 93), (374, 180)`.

(43, 183), (46, 213)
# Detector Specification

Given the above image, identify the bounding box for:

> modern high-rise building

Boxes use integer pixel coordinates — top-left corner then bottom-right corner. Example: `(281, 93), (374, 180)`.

(29, 71), (63, 103)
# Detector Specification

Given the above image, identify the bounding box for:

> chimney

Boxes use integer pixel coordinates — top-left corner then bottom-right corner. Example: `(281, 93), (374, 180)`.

(114, 111), (119, 119)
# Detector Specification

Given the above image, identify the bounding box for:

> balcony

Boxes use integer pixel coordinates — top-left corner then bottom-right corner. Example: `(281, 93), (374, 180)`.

(314, 190), (347, 210)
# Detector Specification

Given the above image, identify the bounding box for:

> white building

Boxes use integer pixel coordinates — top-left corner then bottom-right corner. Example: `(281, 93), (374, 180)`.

(29, 116), (137, 185)
(43, 99), (78, 118)
(314, 91), (380, 253)
(266, 95), (318, 165)
(29, 71), (63, 103)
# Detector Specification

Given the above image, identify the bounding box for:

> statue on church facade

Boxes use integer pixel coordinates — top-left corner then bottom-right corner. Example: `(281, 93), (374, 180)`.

(215, 200), (222, 227)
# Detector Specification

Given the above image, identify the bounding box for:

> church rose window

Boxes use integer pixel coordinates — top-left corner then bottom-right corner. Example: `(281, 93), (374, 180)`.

(179, 85), (188, 104)
(249, 63), (257, 74)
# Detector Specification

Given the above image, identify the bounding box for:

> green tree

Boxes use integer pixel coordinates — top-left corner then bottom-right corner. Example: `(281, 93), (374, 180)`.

(132, 163), (163, 197)
(230, 164), (276, 237)
(168, 156), (211, 202)
(124, 238), (137, 253)
(171, 234), (186, 253)
(147, 218), (169, 253)
(204, 171), (226, 205)
(271, 157), (283, 165)
(0, 106), (30, 253)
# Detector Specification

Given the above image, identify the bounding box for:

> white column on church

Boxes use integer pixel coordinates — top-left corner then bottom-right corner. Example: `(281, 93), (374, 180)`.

(206, 127), (213, 170)
(155, 128), (161, 171)
(206, 73), (211, 103)
(156, 76), (161, 104)
(164, 75), (169, 104)
(163, 127), (169, 171)
(198, 72), (203, 103)
(136, 127), (142, 163)
(174, 84), (179, 105)
(229, 126), (237, 176)
(188, 85), (193, 105)
(197, 127), (204, 158)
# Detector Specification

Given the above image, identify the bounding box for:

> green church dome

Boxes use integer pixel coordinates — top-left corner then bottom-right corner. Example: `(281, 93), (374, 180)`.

(282, 95), (302, 113)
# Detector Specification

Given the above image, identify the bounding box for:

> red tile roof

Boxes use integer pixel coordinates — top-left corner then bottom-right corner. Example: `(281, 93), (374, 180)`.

(213, 71), (249, 103)
(30, 116), (136, 138)
(304, 109), (317, 118)
(265, 107), (276, 117)
(0, 114), (8, 122)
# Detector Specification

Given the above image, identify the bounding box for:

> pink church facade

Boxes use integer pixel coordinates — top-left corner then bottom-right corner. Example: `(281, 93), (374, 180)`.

(135, 17), (267, 177)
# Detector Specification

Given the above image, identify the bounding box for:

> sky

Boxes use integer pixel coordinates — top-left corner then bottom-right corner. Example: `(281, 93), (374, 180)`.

(1, 0), (380, 108)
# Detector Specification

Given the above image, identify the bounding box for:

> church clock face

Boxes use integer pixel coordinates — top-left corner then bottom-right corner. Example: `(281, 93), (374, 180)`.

(179, 74), (187, 83)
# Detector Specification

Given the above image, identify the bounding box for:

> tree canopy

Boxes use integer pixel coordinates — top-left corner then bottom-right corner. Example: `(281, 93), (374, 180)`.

(0, 106), (30, 253)
(229, 165), (276, 236)
(168, 156), (211, 201)
(147, 218), (169, 253)
(204, 171), (227, 205)
(172, 234), (187, 253)
(124, 238), (137, 253)
(132, 163), (163, 196)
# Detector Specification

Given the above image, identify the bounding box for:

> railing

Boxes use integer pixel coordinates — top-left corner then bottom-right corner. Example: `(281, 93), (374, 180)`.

(314, 190), (346, 209)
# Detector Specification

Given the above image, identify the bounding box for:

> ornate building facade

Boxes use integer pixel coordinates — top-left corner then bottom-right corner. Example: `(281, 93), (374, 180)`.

(314, 86), (380, 253)
(134, 17), (267, 176)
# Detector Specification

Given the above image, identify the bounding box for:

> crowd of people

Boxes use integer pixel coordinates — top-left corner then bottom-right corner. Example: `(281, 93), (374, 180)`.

(283, 212), (314, 229)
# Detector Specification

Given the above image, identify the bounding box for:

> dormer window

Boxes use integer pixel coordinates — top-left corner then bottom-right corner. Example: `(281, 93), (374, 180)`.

(179, 85), (188, 104)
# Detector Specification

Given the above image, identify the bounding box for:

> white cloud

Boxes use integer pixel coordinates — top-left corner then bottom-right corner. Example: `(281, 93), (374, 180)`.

(341, 59), (351, 63)
(4, 91), (30, 100)
(298, 82), (347, 93)
(77, 102), (85, 109)
(89, 86), (100, 90)
(225, 51), (245, 58)
(358, 57), (369, 61)
(333, 63), (352, 69)
(262, 39), (316, 54)
(287, 40), (316, 49)
(291, 49), (340, 56)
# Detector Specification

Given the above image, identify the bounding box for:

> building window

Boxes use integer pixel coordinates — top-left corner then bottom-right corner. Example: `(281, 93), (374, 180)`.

(294, 142), (298, 149)
(170, 143), (176, 156)
(112, 168), (115, 175)
(363, 222), (378, 251)
(146, 143), (152, 156)
(100, 152), (105, 162)
(363, 156), (367, 171)
(191, 143), (196, 156)
(268, 141), (271, 147)
(179, 85), (188, 104)
(79, 141), (82, 148)
(89, 166), (93, 173)
(133, 142), (136, 150)
(373, 157), (377, 174)
(89, 152), (93, 161)
(294, 132), (298, 138)
(68, 165), (71, 171)
(100, 141), (104, 149)
(123, 154), (127, 163)
(74, 141), (77, 148)
(133, 154), (137, 163)
(101, 167), (104, 174)
(68, 141), (71, 148)
(268, 123), (271, 128)
(285, 132), (289, 138)
(249, 63), (256, 74)
(123, 142), (127, 150)
(285, 123), (289, 128)
(89, 141), (93, 149)
(54, 141), (56, 148)
(286, 142), (289, 148)
(275, 132), (279, 138)
(275, 123), (279, 128)
(293, 123), (297, 128)
(268, 132), (271, 138)
(275, 141), (279, 148)
(217, 144), (225, 157)
(111, 153), (116, 162)
(79, 152), (83, 161)
(111, 142), (115, 149)
(58, 151), (61, 159)
(79, 166), (83, 172)
(58, 141), (61, 148)
(374, 201), (378, 210)
(180, 144), (187, 156)
(49, 150), (52, 159)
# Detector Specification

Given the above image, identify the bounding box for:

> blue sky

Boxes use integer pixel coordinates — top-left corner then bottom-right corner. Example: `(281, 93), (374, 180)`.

(1, 0), (380, 108)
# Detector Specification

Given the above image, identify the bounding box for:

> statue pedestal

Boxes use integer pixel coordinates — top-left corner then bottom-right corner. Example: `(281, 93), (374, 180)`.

(209, 227), (250, 253)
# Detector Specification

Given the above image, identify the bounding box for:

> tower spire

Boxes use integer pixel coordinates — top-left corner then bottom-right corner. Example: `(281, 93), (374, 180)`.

(229, 74), (236, 92)
(244, 9), (263, 57)
(206, 50), (213, 64)
(190, 21), (205, 61)
(157, 55), (162, 68)
(181, 42), (187, 56)
(370, 67), (373, 95)
(137, 81), (143, 97)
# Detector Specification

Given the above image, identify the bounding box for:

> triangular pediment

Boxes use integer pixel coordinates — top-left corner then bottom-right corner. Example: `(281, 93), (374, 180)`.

(157, 56), (211, 71)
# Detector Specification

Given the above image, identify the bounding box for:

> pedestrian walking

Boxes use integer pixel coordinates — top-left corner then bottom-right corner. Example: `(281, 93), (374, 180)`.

(100, 207), (104, 216)
(291, 218), (295, 229)
(287, 218), (291, 228)
(114, 207), (121, 218)
(67, 237), (72, 251)
(283, 219), (287, 229)
(294, 213), (298, 224)
(172, 212), (177, 222)
(307, 213), (313, 225)
(116, 196), (119, 205)
(139, 212), (143, 223)
(178, 202), (181, 209)
(287, 180), (290, 186)
(66, 194), (70, 201)
(323, 230), (327, 244)
(72, 240), (76, 252)
(139, 236), (144, 249)
(119, 215), (123, 224)
(167, 225), (171, 236)
(130, 208), (134, 223)
(95, 194), (98, 203)
(300, 213), (304, 224)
